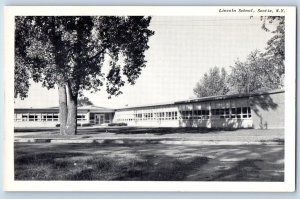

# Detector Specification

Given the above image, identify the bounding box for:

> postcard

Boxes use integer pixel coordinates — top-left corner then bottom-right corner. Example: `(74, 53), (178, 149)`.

(4, 6), (296, 192)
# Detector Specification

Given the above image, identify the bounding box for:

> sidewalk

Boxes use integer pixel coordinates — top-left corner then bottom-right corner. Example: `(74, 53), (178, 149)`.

(14, 127), (284, 145)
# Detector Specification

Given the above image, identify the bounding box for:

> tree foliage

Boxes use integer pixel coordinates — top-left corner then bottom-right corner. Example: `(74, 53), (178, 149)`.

(15, 16), (154, 96)
(261, 16), (285, 86)
(77, 97), (94, 107)
(193, 66), (229, 98)
(228, 50), (281, 94)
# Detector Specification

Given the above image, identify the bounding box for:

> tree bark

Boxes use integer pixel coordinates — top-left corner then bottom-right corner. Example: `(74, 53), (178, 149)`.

(58, 84), (68, 135)
(65, 82), (78, 135)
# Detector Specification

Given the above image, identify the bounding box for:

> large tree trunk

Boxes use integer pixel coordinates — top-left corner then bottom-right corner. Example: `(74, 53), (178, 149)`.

(65, 82), (78, 135)
(58, 85), (68, 135)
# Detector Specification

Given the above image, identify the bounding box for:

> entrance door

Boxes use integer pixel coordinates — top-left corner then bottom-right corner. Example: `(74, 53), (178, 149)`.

(95, 114), (105, 125)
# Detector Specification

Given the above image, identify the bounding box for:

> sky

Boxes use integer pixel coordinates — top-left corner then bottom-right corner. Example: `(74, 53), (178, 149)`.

(14, 16), (275, 109)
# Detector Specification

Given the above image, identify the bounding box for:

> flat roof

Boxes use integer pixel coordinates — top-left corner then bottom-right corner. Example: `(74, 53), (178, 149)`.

(175, 89), (284, 104)
(117, 89), (284, 111)
(15, 105), (115, 113)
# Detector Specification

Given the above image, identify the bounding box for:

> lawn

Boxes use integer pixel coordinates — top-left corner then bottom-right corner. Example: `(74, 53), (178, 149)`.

(15, 142), (284, 181)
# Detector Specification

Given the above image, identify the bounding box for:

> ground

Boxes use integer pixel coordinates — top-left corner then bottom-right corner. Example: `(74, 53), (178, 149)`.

(14, 127), (284, 181)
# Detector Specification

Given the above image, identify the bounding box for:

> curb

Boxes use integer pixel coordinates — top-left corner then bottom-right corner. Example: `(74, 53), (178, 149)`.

(14, 138), (284, 145)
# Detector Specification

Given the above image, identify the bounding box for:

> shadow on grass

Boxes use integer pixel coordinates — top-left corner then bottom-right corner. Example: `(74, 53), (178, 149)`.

(15, 152), (87, 166)
(14, 143), (284, 181)
(15, 151), (88, 180)
(15, 150), (210, 181)
(69, 155), (210, 181)
(205, 158), (284, 182)
(112, 155), (209, 181)
(210, 159), (263, 181)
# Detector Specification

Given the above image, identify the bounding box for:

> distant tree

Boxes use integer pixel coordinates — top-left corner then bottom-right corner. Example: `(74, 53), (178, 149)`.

(193, 17), (285, 97)
(228, 50), (281, 94)
(15, 16), (154, 135)
(193, 66), (229, 98)
(78, 97), (94, 107)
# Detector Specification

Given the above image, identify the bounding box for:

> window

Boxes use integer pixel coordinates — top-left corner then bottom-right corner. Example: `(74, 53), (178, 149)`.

(219, 109), (224, 115)
(193, 110), (200, 119)
(204, 110), (210, 119)
(47, 114), (53, 121)
(180, 111), (188, 120)
(248, 107), (252, 118)
(29, 114), (36, 121)
(165, 112), (170, 120)
(42, 114), (47, 121)
(231, 107), (251, 119)
(225, 108), (230, 118)
(232, 108), (236, 114)
(15, 114), (22, 121)
(225, 108), (230, 115)
(242, 107), (248, 118)
(22, 114), (28, 121)
(53, 114), (59, 121)
(211, 109), (216, 115)
(188, 111), (193, 119)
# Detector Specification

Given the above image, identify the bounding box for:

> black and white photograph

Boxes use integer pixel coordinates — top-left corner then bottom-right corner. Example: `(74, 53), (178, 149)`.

(4, 6), (296, 192)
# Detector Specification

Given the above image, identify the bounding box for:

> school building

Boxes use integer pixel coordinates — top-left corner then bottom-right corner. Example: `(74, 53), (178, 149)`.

(14, 89), (284, 129)
(14, 105), (115, 128)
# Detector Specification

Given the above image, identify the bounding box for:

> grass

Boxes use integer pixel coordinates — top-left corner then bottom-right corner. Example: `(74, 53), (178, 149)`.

(15, 151), (209, 181)
(15, 142), (284, 181)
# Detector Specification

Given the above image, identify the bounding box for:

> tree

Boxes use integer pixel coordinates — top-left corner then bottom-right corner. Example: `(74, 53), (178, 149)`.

(228, 50), (281, 94)
(78, 97), (94, 107)
(261, 16), (285, 87)
(193, 66), (229, 98)
(15, 16), (154, 135)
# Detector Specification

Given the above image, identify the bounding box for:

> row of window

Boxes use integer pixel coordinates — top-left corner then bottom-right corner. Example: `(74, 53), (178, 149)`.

(14, 113), (87, 122)
(15, 107), (252, 123)
(211, 107), (251, 119)
(115, 107), (252, 122)
(14, 113), (59, 122)
(116, 111), (179, 122)
(180, 110), (210, 120)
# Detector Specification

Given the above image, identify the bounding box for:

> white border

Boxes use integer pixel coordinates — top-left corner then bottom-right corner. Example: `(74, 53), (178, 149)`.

(4, 6), (296, 192)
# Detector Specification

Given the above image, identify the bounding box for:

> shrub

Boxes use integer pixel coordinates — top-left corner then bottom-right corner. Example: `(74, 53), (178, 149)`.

(108, 123), (127, 126)
(81, 123), (93, 127)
